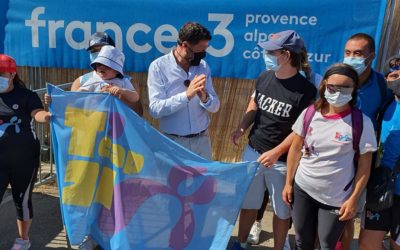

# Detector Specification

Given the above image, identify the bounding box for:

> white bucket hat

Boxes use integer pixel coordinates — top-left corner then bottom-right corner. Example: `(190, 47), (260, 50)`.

(91, 45), (125, 75)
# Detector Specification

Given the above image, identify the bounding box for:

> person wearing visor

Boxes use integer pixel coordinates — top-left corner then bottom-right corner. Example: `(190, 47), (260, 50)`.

(283, 63), (377, 250)
(231, 30), (316, 250)
(147, 22), (220, 160)
(70, 32), (143, 116)
(359, 62), (400, 250)
(0, 54), (50, 250)
(341, 33), (390, 250)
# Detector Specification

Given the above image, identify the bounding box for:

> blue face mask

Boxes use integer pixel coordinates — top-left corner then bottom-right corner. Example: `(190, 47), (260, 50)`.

(89, 52), (100, 62)
(0, 76), (10, 93)
(263, 53), (281, 71)
(343, 55), (372, 75)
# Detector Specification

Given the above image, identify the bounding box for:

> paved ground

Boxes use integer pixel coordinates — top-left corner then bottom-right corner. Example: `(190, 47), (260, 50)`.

(0, 181), (362, 250)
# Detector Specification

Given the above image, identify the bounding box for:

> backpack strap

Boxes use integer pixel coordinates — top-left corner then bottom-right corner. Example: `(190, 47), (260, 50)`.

(343, 107), (363, 191)
(302, 104), (316, 138)
(351, 107), (363, 152)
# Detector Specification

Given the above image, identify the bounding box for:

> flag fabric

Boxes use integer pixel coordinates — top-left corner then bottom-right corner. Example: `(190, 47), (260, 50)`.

(47, 83), (258, 250)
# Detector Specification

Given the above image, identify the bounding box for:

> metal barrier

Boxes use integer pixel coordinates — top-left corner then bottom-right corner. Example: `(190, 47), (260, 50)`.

(33, 83), (72, 186)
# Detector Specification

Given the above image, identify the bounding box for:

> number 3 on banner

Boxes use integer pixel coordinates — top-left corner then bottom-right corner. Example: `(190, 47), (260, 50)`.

(207, 13), (234, 57)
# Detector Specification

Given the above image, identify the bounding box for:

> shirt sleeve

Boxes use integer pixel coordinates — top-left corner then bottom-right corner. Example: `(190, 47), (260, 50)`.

(27, 90), (44, 113)
(79, 81), (95, 92)
(122, 78), (135, 91)
(199, 63), (220, 113)
(359, 114), (378, 155)
(147, 61), (189, 119)
(292, 108), (307, 137)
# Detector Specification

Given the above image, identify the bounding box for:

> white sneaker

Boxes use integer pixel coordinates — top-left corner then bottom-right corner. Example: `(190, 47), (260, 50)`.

(11, 238), (31, 250)
(284, 235), (291, 250)
(247, 221), (262, 245)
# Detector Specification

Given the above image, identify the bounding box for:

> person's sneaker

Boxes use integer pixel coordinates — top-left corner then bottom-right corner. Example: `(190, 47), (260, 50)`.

(284, 235), (291, 250)
(231, 241), (246, 250)
(11, 238), (31, 250)
(247, 221), (262, 244)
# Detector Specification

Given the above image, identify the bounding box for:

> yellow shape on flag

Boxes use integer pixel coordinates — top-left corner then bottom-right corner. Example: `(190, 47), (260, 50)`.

(62, 160), (99, 207)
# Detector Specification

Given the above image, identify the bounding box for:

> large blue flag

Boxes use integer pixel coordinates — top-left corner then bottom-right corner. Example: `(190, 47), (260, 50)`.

(47, 84), (258, 250)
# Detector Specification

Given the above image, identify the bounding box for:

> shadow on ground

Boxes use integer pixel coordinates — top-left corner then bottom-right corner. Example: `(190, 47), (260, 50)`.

(0, 191), (68, 250)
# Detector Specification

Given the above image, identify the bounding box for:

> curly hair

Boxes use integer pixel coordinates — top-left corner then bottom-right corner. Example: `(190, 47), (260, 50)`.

(177, 22), (212, 45)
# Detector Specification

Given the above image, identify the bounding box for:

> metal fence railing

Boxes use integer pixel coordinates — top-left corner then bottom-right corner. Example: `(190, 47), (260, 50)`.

(33, 83), (72, 186)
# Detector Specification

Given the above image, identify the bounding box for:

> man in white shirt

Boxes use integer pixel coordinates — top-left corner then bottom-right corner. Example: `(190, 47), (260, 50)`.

(147, 22), (220, 160)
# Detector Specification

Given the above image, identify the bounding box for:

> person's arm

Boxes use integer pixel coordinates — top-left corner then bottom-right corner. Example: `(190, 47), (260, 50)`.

(118, 88), (139, 104)
(257, 132), (295, 167)
(31, 108), (51, 123)
(70, 77), (81, 91)
(104, 85), (139, 105)
(147, 62), (191, 119)
(231, 97), (257, 145)
(339, 152), (372, 221)
(199, 65), (220, 113)
(282, 133), (303, 206)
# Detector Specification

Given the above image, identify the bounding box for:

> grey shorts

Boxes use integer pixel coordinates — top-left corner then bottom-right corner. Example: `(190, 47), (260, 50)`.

(241, 145), (291, 219)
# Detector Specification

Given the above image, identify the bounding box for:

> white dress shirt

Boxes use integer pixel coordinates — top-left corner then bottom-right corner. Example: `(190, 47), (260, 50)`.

(147, 50), (220, 136)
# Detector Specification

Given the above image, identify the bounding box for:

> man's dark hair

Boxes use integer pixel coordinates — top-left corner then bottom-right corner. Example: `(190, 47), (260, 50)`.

(178, 22), (211, 45)
(348, 33), (375, 53)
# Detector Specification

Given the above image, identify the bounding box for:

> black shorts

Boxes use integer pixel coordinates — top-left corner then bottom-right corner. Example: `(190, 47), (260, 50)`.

(362, 195), (400, 244)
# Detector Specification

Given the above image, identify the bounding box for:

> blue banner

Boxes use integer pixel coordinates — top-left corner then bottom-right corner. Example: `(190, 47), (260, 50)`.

(0, 0), (8, 53)
(47, 83), (258, 249)
(5, 0), (387, 79)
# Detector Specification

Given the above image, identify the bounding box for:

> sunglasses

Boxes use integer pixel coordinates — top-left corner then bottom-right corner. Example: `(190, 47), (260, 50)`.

(390, 65), (400, 73)
(326, 84), (354, 95)
(184, 79), (190, 87)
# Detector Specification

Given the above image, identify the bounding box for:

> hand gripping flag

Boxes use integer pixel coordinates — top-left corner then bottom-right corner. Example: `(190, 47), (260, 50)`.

(47, 83), (258, 250)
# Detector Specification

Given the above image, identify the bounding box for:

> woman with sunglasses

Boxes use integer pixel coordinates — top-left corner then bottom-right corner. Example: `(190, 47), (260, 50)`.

(282, 63), (377, 250)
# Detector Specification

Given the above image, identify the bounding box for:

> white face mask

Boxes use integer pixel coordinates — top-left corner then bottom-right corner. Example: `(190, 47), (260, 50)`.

(324, 88), (353, 107)
(0, 76), (10, 93)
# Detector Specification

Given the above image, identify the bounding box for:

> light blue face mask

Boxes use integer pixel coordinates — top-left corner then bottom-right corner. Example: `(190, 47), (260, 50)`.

(343, 55), (372, 75)
(89, 52), (100, 62)
(0, 76), (10, 93)
(263, 53), (281, 72)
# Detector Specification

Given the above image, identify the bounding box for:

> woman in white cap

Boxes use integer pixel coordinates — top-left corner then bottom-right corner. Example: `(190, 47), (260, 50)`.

(78, 45), (139, 105)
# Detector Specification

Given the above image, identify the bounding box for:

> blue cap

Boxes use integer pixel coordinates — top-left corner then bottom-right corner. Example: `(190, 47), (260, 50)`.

(87, 32), (115, 51)
(258, 30), (304, 53)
